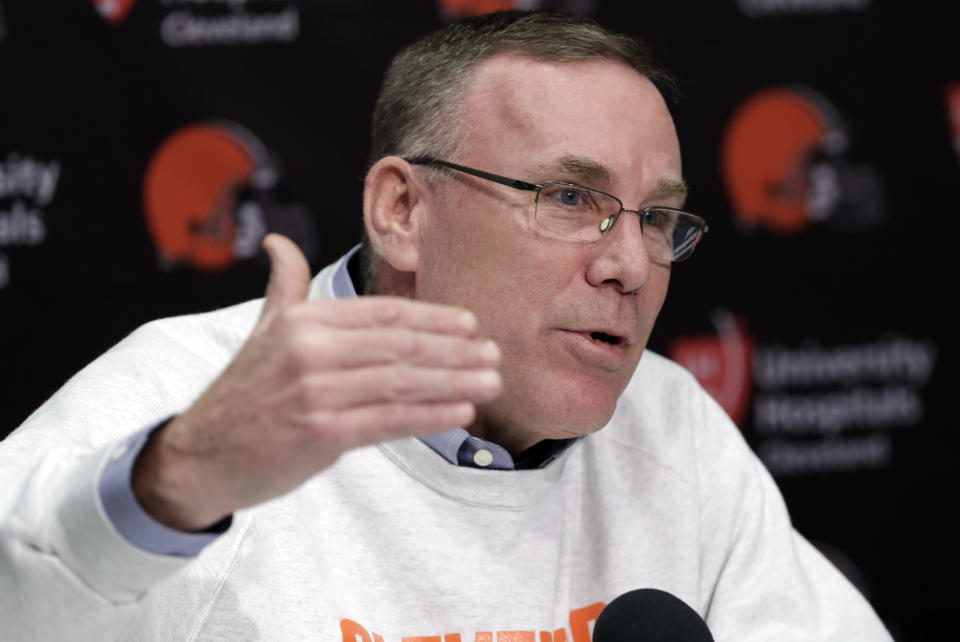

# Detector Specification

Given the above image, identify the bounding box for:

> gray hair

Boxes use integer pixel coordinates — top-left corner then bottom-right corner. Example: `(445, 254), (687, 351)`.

(360, 10), (675, 293)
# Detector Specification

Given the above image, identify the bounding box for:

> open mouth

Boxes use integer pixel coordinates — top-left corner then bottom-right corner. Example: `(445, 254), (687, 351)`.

(561, 329), (630, 366)
(589, 331), (623, 346)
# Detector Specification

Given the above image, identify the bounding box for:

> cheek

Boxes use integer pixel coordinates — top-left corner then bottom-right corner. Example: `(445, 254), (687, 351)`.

(415, 196), (575, 319)
(641, 268), (670, 328)
(456, 260), (561, 351)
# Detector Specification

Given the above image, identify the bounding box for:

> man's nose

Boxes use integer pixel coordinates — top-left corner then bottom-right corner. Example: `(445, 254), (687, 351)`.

(584, 211), (654, 294)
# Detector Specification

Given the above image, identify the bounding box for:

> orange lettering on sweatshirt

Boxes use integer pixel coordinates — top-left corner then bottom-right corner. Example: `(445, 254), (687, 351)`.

(341, 619), (373, 642)
(568, 602), (605, 642)
(341, 601), (602, 642)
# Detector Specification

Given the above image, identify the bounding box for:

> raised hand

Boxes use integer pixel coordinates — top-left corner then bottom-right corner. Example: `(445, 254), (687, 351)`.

(132, 234), (502, 531)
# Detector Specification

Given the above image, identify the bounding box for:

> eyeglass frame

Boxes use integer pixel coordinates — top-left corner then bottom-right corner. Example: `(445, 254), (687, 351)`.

(405, 157), (708, 262)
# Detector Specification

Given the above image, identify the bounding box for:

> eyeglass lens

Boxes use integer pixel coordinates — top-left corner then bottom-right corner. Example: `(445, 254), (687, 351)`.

(535, 184), (701, 262)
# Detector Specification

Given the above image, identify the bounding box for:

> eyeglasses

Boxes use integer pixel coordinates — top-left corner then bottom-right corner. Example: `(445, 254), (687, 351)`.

(406, 157), (708, 263)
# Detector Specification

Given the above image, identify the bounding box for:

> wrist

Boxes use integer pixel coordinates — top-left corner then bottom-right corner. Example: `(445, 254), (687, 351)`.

(131, 418), (228, 532)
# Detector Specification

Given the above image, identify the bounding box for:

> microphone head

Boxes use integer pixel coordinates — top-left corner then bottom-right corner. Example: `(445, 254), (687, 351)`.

(592, 588), (714, 642)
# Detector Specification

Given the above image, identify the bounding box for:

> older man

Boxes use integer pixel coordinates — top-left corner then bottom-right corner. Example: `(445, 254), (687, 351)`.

(0, 11), (889, 641)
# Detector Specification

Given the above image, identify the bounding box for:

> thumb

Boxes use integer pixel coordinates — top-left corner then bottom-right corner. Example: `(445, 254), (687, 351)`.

(258, 233), (311, 326)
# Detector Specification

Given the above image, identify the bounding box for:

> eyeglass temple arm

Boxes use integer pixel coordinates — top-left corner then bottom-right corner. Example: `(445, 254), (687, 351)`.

(406, 157), (539, 193)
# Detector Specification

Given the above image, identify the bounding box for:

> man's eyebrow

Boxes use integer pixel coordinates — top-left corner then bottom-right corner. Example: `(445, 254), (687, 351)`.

(523, 156), (689, 205)
(524, 155), (612, 187)
(654, 177), (688, 206)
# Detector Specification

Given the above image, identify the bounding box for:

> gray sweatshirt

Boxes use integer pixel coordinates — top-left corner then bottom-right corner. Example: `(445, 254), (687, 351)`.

(0, 253), (891, 641)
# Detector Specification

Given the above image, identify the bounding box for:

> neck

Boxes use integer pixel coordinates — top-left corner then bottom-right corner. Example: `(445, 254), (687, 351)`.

(369, 257), (416, 299)
(467, 408), (542, 456)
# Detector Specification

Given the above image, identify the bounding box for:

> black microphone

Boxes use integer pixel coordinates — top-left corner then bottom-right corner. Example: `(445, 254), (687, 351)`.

(592, 588), (714, 642)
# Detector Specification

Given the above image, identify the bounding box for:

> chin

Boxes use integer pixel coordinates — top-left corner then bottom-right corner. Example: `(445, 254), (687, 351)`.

(482, 375), (621, 445)
(554, 368), (626, 425)
(553, 399), (618, 437)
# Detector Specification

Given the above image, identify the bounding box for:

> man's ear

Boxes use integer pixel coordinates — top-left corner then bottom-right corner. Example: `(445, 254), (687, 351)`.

(363, 156), (424, 273)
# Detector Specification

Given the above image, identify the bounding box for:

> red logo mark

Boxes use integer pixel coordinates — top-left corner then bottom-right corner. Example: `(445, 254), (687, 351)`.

(91, 0), (136, 25)
(945, 82), (960, 164)
(721, 87), (847, 234)
(437, 0), (516, 19)
(143, 122), (272, 271)
(668, 312), (754, 427)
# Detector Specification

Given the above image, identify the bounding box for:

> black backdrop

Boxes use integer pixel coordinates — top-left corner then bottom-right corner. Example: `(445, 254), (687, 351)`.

(1, 1), (956, 638)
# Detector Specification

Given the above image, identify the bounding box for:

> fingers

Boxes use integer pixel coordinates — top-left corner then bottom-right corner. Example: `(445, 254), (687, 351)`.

(307, 401), (478, 453)
(259, 233), (311, 327)
(287, 327), (500, 370)
(301, 365), (502, 410)
(286, 297), (481, 337)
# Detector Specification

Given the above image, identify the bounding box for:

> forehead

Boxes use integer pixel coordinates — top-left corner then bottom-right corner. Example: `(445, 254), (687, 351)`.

(457, 54), (682, 197)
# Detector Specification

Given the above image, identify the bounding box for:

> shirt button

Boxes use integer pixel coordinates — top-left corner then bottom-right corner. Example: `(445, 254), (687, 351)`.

(473, 449), (494, 467)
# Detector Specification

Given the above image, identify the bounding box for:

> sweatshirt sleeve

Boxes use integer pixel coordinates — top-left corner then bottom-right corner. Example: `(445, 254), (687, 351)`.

(0, 441), (199, 641)
(0, 308), (256, 641)
(691, 389), (892, 641)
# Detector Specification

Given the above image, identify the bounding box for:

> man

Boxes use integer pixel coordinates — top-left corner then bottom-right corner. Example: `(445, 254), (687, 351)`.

(0, 11), (890, 641)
